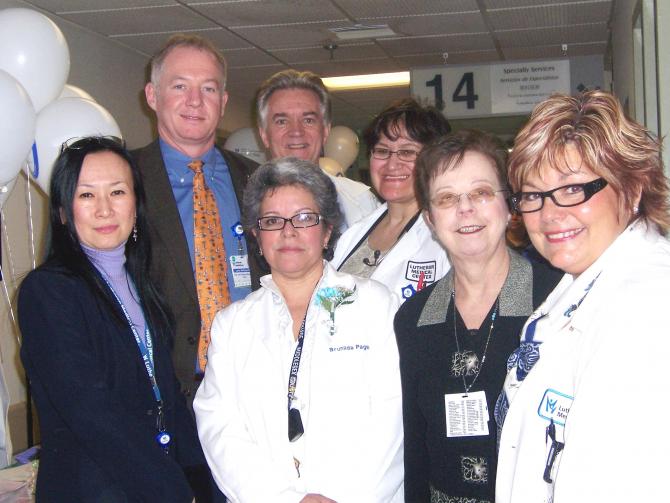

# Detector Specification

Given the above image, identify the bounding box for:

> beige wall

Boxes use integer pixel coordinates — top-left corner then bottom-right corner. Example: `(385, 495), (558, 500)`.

(657, 1), (670, 172)
(0, 0), (254, 453)
(610, 0), (637, 112)
(611, 0), (670, 174)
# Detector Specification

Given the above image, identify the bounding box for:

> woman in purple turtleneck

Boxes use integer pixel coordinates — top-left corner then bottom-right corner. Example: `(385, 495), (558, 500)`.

(17, 137), (218, 503)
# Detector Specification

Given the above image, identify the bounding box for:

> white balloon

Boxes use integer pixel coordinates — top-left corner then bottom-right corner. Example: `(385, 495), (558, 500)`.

(0, 8), (70, 112)
(59, 84), (96, 102)
(319, 157), (345, 177)
(224, 128), (268, 164)
(0, 177), (17, 209)
(0, 70), (36, 185)
(29, 97), (122, 194)
(324, 126), (359, 172)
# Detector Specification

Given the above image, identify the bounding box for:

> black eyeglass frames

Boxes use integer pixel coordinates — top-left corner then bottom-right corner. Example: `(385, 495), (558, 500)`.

(511, 178), (608, 213)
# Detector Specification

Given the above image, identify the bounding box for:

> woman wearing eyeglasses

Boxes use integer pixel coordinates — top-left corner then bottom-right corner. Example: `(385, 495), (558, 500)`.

(496, 91), (670, 503)
(332, 98), (452, 303)
(17, 137), (217, 502)
(194, 157), (404, 502)
(394, 130), (561, 503)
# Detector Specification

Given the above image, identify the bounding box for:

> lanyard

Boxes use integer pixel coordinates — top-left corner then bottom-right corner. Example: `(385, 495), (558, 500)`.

(101, 276), (162, 403)
(287, 315), (307, 410)
(101, 275), (172, 452)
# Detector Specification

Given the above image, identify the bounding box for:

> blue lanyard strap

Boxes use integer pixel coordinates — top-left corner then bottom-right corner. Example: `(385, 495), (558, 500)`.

(100, 276), (162, 404)
(287, 315), (307, 410)
(100, 273), (171, 453)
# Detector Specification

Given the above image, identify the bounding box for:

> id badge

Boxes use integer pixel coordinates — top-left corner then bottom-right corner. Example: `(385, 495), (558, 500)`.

(444, 390), (489, 437)
(229, 254), (251, 287)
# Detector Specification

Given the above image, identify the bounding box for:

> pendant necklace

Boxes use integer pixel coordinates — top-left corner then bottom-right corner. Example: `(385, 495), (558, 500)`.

(452, 290), (499, 394)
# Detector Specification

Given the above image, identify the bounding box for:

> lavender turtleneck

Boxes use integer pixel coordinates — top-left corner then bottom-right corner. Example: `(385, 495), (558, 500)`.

(82, 242), (148, 343)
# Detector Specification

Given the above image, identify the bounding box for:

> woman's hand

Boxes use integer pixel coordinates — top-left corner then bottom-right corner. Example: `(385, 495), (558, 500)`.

(300, 494), (337, 503)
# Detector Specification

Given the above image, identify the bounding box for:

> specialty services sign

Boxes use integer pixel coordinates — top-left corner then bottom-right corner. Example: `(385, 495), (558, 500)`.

(411, 59), (570, 118)
(490, 60), (570, 114)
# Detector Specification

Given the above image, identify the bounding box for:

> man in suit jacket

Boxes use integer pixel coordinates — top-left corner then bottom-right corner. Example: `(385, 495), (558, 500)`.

(133, 34), (263, 404)
(256, 70), (380, 229)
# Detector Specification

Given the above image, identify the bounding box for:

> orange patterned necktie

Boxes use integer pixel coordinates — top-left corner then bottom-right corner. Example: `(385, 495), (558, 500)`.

(188, 160), (231, 372)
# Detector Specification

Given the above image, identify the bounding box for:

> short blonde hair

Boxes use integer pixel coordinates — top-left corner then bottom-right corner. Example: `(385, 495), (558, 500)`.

(150, 34), (227, 89)
(509, 90), (670, 233)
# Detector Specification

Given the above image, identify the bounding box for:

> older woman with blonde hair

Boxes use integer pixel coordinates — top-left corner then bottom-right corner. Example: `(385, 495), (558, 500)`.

(496, 90), (670, 503)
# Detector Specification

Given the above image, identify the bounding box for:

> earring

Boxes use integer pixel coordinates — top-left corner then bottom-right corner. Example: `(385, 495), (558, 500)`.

(132, 223), (138, 242)
(258, 248), (263, 256)
(633, 205), (639, 215)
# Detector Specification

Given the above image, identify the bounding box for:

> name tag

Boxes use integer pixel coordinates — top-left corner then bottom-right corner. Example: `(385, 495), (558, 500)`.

(537, 388), (573, 426)
(445, 390), (489, 437)
(230, 254), (251, 288)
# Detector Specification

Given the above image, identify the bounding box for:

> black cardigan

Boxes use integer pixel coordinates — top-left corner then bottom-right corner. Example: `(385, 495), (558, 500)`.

(394, 250), (562, 502)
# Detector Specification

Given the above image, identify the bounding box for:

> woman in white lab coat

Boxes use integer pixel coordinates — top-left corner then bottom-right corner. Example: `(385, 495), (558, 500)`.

(332, 98), (451, 302)
(496, 90), (670, 503)
(194, 157), (404, 503)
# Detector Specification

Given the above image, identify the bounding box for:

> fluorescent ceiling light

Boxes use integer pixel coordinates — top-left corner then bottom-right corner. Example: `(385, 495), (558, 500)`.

(323, 72), (410, 91)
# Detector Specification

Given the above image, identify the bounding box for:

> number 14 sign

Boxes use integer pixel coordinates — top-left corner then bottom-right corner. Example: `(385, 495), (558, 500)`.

(411, 60), (570, 119)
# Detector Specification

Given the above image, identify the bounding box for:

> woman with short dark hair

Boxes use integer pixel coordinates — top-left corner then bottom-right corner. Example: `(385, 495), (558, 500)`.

(332, 98), (452, 303)
(18, 136), (214, 502)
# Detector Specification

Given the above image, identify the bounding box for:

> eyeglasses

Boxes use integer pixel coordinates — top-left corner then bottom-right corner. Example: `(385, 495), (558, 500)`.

(59, 136), (125, 154)
(430, 187), (509, 209)
(257, 212), (321, 231)
(511, 178), (608, 213)
(371, 147), (420, 162)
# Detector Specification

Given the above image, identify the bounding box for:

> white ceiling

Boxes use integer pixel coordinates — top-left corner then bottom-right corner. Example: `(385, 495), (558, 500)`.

(24, 0), (613, 134)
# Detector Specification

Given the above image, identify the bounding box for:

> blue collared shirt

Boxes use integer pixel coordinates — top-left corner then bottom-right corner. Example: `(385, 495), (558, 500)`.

(160, 140), (251, 303)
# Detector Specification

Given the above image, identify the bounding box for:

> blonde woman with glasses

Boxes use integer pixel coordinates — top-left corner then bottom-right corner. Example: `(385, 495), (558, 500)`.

(496, 91), (670, 503)
(394, 129), (561, 503)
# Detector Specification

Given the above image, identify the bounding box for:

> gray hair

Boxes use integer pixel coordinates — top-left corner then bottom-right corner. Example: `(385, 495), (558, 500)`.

(242, 157), (342, 259)
(256, 70), (331, 131)
(149, 34), (227, 89)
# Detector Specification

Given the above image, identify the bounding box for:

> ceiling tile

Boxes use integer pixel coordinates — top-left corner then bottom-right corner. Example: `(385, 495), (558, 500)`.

(188, 0), (345, 26)
(489, 2), (612, 30)
(379, 33), (495, 56)
(483, 0), (609, 8)
(111, 28), (251, 56)
(270, 42), (387, 64)
(59, 5), (217, 36)
(27, 0), (176, 11)
(360, 12), (487, 37)
(335, 0), (478, 18)
(496, 24), (608, 48)
(231, 20), (351, 49)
